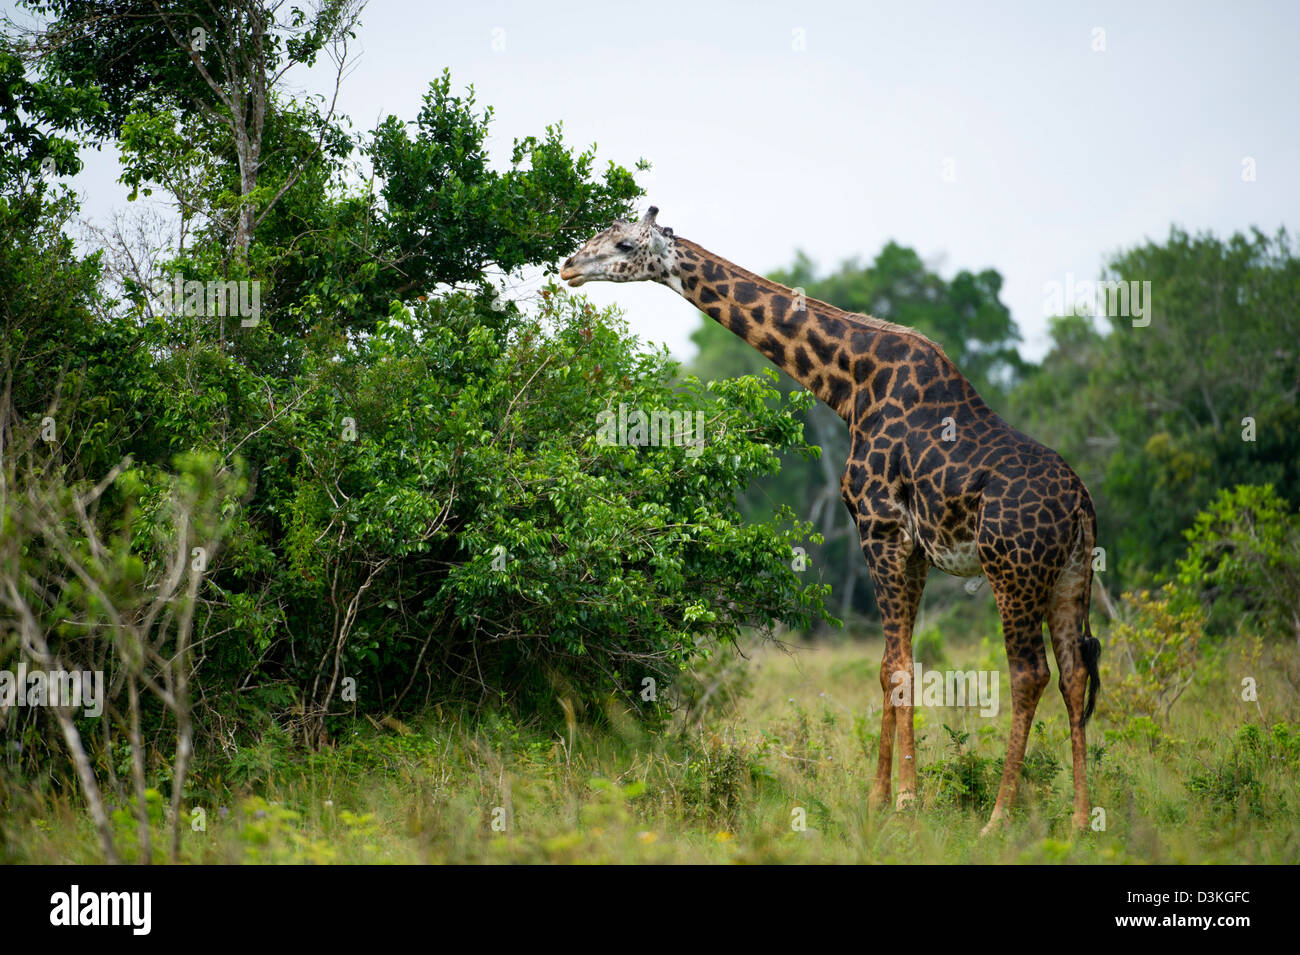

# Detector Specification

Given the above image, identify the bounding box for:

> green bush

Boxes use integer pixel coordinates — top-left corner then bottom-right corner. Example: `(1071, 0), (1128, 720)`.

(913, 625), (947, 668)
(1099, 585), (1204, 723)
(919, 725), (999, 810)
(1177, 484), (1300, 643)
(248, 289), (832, 739)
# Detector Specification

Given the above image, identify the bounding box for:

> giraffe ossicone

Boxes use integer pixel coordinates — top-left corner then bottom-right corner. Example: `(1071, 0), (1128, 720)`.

(562, 206), (1102, 833)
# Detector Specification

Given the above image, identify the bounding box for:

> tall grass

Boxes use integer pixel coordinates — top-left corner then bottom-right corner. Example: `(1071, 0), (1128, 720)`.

(4, 607), (1296, 864)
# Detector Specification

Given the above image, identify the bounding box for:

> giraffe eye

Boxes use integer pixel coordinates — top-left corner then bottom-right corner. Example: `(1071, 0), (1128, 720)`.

(615, 240), (635, 252)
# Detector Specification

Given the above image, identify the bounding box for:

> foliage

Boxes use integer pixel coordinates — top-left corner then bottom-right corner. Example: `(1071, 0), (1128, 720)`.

(918, 724), (998, 810)
(668, 639), (756, 726)
(1009, 227), (1300, 583)
(367, 70), (640, 296)
(1176, 484), (1300, 643)
(676, 734), (752, 827)
(18, 0), (352, 139)
(0, 432), (242, 862)
(1099, 585), (1204, 723)
(261, 290), (831, 734)
(913, 624), (947, 668)
(0, 2), (834, 827)
(1187, 723), (1300, 820)
(0, 41), (103, 186)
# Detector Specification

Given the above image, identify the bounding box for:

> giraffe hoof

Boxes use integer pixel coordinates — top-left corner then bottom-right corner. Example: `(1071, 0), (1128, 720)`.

(895, 790), (916, 812)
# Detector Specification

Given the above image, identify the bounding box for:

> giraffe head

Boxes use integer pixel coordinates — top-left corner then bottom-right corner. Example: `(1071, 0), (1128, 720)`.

(560, 206), (680, 290)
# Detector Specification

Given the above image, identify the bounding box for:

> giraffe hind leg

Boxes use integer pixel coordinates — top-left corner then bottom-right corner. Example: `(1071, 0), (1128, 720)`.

(1047, 560), (1096, 831)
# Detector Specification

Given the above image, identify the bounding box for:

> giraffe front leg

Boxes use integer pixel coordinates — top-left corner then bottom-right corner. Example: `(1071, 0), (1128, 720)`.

(870, 660), (896, 810)
(847, 481), (928, 817)
(862, 541), (928, 815)
(884, 648), (917, 811)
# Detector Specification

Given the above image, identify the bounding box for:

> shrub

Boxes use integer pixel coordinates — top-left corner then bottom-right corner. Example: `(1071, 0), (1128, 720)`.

(1099, 585), (1203, 723)
(919, 725), (998, 810)
(1177, 484), (1300, 644)
(1184, 723), (1298, 819)
(257, 290), (834, 741)
(913, 625), (947, 668)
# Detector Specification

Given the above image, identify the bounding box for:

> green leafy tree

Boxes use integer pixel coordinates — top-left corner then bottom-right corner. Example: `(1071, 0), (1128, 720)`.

(361, 71), (639, 306)
(1099, 585), (1204, 724)
(4, 1), (831, 764)
(0, 42), (103, 186)
(1008, 227), (1300, 583)
(257, 290), (831, 741)
(1177, 484), (1300, 645)
(21, 0), (364, 256)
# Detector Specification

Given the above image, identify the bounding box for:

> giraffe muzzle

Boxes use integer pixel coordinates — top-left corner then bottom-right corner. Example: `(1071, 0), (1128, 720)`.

(559, 260), (585, 286)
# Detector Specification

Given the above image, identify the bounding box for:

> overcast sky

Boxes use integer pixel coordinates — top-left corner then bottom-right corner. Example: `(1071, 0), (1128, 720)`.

(20, 0), (1300, 362)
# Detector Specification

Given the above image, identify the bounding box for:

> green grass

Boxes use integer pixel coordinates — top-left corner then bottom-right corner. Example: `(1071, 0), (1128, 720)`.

(4, 620), (1297, 864)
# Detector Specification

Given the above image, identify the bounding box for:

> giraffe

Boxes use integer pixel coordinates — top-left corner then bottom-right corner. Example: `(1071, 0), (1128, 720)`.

(560, 207), (1102, 833)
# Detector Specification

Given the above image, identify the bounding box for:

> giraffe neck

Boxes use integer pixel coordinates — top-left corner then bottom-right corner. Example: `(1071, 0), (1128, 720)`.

(672, 238), (923, 423)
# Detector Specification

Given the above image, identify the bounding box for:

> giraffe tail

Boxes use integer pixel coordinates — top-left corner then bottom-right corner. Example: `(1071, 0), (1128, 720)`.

(1078, 496), (1102, 725)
